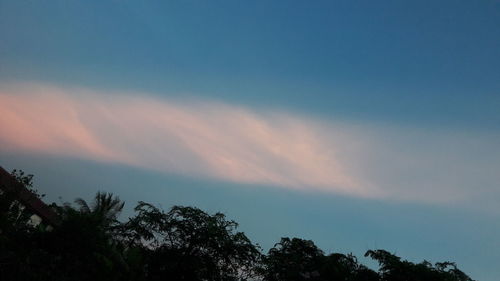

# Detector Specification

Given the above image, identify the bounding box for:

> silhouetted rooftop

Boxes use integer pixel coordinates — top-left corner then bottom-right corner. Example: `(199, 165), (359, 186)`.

(0, 166), (60, 226)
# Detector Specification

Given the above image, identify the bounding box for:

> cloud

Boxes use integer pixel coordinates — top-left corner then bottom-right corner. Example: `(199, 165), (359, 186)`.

(1, 83), (499, 207)
(0, 83), (373, 197)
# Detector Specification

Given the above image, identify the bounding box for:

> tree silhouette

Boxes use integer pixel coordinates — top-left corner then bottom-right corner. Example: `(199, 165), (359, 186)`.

(74, 192), (124, 229)
(262, 237), (324, 281)
(0, 169), (476, 281)
(321, 253), (379, 281)
(121, 202), (261, 281)
(365, 250), (474, 281)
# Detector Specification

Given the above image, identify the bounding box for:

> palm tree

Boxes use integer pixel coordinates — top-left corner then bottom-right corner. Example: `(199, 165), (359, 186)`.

(75, 192), (124, 227)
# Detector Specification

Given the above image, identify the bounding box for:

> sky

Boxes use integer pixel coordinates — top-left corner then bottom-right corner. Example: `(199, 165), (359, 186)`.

(0, 0), (499, 280)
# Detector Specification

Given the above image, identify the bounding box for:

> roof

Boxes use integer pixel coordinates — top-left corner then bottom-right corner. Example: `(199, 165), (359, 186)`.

(0, 166), (60, 226)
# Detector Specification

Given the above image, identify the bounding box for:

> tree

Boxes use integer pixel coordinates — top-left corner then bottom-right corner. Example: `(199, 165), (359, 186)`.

(0, 170), (37, 280)
(74, 192), (124, 229)
(261, 237), (324, 281)
(121, 202), (261, 281)
(0, 168), (478, 281)
(9, 192), (128, 281)
(321, 253), (379, 281)
(365, 250), (474, 281)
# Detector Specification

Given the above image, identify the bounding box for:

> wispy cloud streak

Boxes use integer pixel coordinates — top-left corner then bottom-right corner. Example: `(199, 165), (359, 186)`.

(0, 84), (372, 197)
(2, 83), (500, 207)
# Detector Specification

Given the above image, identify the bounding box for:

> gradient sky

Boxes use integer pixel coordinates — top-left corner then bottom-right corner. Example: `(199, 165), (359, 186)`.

(1, 1), (499, 280)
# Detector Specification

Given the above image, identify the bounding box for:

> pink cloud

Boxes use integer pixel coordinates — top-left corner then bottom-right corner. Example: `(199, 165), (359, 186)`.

(4, 83), (497, 207)
(0, 84), (375, 197)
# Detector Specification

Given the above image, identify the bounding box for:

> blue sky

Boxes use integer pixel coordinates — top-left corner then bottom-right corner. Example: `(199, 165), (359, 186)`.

(1, 1), (499, 280)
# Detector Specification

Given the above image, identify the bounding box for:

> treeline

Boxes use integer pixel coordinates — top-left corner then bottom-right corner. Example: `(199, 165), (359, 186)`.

(0, 170), (474, 281)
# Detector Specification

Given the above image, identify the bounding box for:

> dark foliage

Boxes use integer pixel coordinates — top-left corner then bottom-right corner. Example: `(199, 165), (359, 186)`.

(260, 237), (380, 281)
(0, 170), (475, 281)
(119, 202), (261, 280)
